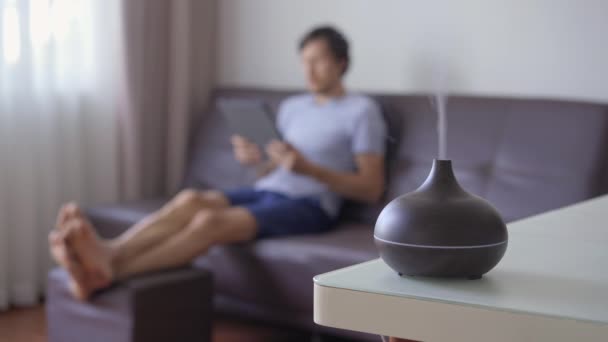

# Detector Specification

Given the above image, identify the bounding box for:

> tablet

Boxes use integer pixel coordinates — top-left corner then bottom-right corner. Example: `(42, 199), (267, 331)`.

(218, 99), (282, 147)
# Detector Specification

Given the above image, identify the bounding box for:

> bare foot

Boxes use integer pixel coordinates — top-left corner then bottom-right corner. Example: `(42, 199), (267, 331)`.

(50, 203), (83, 266)
(49, 202), (91, 299)
(49, 228), (88, 300)
(64, 216), (114, 297)
(49, 202), (113, 300)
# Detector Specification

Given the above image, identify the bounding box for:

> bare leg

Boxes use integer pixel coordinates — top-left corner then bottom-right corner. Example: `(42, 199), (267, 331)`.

(114, 207), (257, 280)
(70, 189), (228, 276)
(110, 190), (230, 264)
(48, 189), (229, 299)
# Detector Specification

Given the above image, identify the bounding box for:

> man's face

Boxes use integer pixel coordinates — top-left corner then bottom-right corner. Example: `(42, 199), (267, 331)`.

(300, 39), (345, 94)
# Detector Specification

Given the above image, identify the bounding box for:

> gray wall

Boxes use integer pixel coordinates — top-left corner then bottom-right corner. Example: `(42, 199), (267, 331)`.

(214, 0), (608, 103)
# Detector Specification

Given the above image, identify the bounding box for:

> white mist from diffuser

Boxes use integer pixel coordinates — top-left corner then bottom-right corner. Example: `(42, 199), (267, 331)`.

(431, 55), (449, 160)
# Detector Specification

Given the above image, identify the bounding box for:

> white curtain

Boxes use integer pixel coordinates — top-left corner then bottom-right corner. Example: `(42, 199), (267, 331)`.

(0, 0), (123, 309)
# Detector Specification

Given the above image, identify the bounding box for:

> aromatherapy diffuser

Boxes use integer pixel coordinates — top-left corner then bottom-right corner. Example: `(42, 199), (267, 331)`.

(374, 159), (508, 279)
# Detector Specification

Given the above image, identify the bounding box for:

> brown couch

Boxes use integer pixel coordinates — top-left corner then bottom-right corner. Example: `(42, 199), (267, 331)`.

(84, 88), (608, 341)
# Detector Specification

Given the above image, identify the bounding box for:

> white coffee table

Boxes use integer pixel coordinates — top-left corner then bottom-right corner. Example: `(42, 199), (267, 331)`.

(314, 195), (608, 342)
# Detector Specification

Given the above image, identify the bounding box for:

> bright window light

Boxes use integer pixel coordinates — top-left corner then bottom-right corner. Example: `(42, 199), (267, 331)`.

(25, 0), (84, 55)
(29, 0), (51, 49)
(2, 4), (21, 64)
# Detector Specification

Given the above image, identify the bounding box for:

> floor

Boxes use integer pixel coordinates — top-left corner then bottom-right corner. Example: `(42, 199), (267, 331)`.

(0, 306), (46, 342)
(0, 305), (318, 342)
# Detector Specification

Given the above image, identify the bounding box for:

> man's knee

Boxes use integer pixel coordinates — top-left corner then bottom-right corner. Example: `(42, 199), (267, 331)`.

(171, 189), (227, 209)
(199, 190), (229, 207)
(172, 189), (201, 207)
(188, 210), (222, 235)
(187, 208), (258, 243)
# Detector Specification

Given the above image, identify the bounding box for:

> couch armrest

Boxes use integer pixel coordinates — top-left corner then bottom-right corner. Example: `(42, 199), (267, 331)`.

(47, 266), (213, 342)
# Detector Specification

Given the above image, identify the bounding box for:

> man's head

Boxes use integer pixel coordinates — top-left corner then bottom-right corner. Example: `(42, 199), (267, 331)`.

(299, 26), (349, 94)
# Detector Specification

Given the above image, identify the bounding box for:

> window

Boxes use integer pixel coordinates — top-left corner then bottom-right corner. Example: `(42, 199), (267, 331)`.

(2, 1), (20, 64)
(1, 0), (99, 94)
(2, 0), (92, 65)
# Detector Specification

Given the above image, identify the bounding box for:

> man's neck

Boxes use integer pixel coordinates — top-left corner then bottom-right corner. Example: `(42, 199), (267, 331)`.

(314, 83), (346, 104)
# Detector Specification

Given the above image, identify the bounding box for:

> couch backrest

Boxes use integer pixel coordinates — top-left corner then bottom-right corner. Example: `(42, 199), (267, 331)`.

(184, 88), (608, 223)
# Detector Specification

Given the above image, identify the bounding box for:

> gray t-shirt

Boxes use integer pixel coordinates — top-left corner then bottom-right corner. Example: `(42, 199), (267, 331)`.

(255, 93), (387, 218)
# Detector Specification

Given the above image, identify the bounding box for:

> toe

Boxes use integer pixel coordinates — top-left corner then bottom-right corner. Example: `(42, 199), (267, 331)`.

(49, 230), (71, 268)
(55, 207), (68, 230)
(48, 230), (59, 245)
(65, 202), (82, 220)
(49, 228), (69, 244)
(55, 202), (82, 231)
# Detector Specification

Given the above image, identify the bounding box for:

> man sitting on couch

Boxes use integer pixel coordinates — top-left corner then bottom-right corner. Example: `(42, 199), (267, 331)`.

(49, 26), (387, 300)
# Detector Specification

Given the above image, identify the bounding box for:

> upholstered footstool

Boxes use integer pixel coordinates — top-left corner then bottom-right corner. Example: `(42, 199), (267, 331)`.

(46, 267), (213, 342)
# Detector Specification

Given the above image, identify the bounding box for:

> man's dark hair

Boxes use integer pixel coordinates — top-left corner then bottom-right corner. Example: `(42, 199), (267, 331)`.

(299, 26), (350, 75)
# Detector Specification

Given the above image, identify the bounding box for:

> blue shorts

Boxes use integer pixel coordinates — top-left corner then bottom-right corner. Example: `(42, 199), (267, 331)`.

(224, 188), (333, 239)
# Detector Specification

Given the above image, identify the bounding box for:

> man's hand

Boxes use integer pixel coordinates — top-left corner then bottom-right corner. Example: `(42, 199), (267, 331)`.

(266, 140), (312, 175)
(265, 139), (385, 203)
(231, 135), (262, 166)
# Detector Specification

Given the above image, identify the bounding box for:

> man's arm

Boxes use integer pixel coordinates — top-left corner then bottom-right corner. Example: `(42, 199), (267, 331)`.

(266, 140), (385, 203)
(306, 154), (385, 203)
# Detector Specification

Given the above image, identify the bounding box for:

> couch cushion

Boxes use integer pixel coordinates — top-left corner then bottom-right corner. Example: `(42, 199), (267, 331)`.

(194, 223), (378, 314)
(483, 100), (608, 221)
(373, 95), (608, 222)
